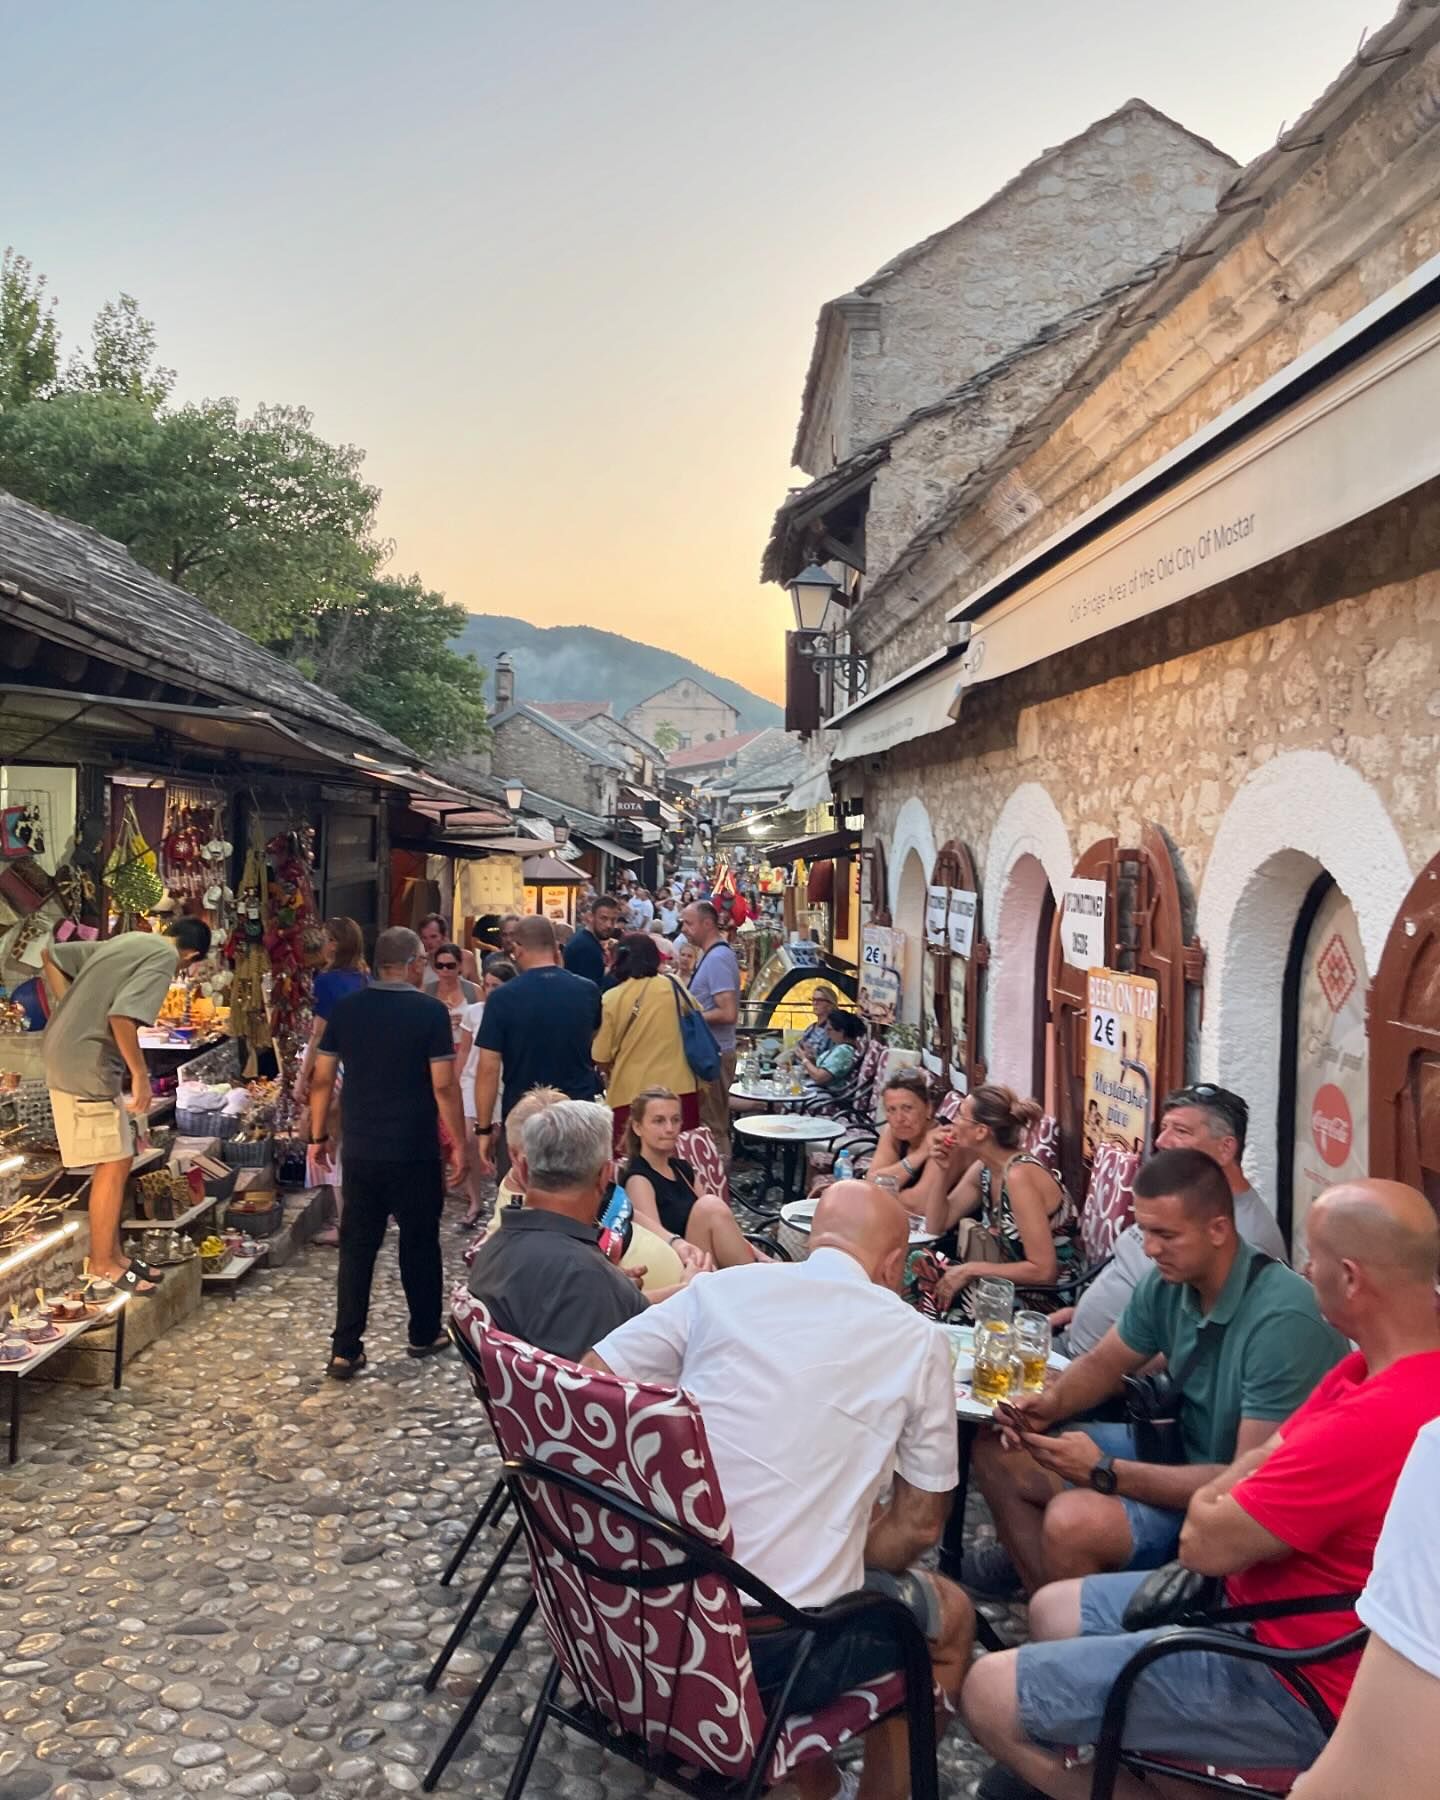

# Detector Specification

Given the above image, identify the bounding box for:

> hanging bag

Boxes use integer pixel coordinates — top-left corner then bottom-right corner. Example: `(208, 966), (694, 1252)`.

(669, 973), (722, 1083)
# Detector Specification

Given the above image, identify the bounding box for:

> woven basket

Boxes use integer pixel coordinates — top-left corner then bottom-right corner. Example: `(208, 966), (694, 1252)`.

(175, 1106), (242, 1140)
(222, 1136), (272, 1168)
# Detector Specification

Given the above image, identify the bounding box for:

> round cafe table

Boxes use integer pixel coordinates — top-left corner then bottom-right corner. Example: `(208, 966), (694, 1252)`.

(732, 1113), (845, 1209)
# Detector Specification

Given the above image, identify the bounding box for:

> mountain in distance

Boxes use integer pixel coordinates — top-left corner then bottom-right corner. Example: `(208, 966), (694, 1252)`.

(452, 615), (782, 730)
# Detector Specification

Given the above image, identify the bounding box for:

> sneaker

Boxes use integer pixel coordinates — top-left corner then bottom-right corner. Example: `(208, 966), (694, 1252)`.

(960, 1542), (1023, 1599)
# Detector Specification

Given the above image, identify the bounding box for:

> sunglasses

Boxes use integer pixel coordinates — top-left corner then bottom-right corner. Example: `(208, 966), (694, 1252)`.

(435, 960), (460, 971)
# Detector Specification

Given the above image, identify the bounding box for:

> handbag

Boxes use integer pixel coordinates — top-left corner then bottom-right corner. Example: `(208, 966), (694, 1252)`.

(1124, 1254), (1274, 1463)
(670, 974), (722, 1083)
(1121, 1561), (1224, 1630)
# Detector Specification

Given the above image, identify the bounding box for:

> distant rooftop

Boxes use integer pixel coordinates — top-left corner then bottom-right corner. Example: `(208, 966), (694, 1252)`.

(532, 701), (612, 724)
(666, 730), (765, 769)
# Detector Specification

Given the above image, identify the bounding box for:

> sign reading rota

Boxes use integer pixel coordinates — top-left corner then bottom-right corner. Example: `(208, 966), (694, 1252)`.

(1062, 878), (1108, 970)
(1083, 968), (1159, 1163)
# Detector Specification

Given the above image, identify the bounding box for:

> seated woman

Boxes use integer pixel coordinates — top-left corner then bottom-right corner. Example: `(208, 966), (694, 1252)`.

(792, 984), (839, 1062)
(867, 1068), (941, 1192)
(795, 1008), (867, 1112)
(907, 1083), (1078, 1320)
(624, 1087), (760, 1268)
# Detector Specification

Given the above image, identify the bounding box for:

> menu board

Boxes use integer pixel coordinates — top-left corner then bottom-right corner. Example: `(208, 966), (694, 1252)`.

(858, 925), (903, 1027)
(1083, 967), (1159, 1162)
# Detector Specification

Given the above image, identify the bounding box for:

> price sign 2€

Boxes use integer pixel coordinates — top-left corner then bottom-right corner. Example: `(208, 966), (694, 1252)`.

(1090, 1006), (1119, 1051)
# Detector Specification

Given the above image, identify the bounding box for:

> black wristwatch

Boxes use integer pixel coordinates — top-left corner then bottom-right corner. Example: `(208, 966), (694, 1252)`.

(472, 1122), (494, 1139)
(1089, 1453), (1119, 1496)
(310, 1133), (330, 1146)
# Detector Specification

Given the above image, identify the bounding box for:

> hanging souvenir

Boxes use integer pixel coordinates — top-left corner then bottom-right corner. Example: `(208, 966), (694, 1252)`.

(105, 797), (165, 924)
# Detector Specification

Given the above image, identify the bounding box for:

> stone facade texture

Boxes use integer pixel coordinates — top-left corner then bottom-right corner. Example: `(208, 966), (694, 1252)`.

(491, 713), (617, 816)
(798, 104), (1234, 477)
(624, 680), (738, 748)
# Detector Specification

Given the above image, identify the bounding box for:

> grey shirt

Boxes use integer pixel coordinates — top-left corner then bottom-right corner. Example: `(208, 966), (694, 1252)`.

(43, 936), (179, 1099)
(465, 1206), (646, 1362)
(1065, 1185), (1288, 1359)
(688, 940), (740, 1055)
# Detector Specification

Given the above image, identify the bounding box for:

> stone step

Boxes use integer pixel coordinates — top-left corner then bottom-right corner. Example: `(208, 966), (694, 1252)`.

(262, 1186), (327, 1269)
(40, 1254), (202, 1387)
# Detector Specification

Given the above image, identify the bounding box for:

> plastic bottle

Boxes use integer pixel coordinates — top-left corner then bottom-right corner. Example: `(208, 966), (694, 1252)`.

(833, 1150), (854, 1182)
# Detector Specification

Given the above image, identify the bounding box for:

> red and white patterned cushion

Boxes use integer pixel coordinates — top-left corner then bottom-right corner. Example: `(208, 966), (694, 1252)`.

(1082, 1143), (1140, 1264)
(1024, 1111), (1061, 1174)
(935, 1090), (963, 1125)
(677, 1124), (729, 1202)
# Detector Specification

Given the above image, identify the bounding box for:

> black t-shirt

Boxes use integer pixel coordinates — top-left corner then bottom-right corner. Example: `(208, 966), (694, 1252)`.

(465, 1208), (645, 1361)
(563, 928), (607, 988)
(476, 964), (602, 1120)
(318, 980), (454, 1162)
(623, 1153), (699, 1236)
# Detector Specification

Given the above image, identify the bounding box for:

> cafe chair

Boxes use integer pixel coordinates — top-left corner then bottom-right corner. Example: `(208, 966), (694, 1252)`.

(476, 1317), (945, 1800)
(1087, 1591), (1366, 1799)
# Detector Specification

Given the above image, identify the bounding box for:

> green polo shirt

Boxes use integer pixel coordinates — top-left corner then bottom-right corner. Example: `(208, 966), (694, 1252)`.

(1117, 1241), (1347, 1465)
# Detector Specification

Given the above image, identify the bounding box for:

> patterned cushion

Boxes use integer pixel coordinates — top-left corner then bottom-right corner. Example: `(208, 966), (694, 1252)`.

(1082, 1143), (1140, 1264)
(677, 1125), (729, 1202)
(1024, 1112), (1061, 1174)
(935, 1090), (963, 1125)
(472, 1321), (936, 1785)
(849, 1038), (887, 1122)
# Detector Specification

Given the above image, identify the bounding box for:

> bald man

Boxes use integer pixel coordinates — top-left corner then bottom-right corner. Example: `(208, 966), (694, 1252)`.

(586, 1182), (974, 1800)
(963, 1178), (1440, 1800)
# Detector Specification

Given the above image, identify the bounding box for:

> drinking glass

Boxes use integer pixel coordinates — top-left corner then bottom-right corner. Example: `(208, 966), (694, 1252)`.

(972, 1324), (1015, 1407)
(1014, 1310), (1051, 1392)
(974, 1275), (1016, 1335)
(873, 1174), (900, 1201)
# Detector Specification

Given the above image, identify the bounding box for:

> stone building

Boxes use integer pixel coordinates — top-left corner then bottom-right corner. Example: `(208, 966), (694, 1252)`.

(490, 704), (624, 819)
(767, 4), (1440, 1249)
(624, 678), (738, 748)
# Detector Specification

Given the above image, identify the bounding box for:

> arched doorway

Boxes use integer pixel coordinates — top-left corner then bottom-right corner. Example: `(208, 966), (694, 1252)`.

(989, 850), (1054, 1096)
(895, 847), (928, 1024)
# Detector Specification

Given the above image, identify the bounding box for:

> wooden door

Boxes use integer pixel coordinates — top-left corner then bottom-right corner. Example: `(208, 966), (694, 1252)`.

(1369, 852), (1440, 1215)
(1048, 839), (1120, 1202)
(1126, 822), (1197, 1111)
(936, 839), (986, 1092)
(867, 840), (891, 927)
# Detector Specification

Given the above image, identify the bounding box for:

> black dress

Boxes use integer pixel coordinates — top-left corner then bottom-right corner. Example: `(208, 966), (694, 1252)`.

(624, 1153), (699, 1236)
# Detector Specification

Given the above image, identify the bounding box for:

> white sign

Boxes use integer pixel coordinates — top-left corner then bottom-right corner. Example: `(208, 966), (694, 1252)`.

(925, 884), (949, 946)
(858, 925), (903, 1027)
(947, 888), (977, 959)
(1061, 878), (1107, 971)
(955, 297), (1440, 694)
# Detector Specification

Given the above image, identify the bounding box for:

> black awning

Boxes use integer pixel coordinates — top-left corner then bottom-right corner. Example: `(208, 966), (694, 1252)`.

(765, 829), (859, 863)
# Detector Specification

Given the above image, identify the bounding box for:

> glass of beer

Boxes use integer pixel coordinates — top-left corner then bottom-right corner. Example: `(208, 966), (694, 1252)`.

(974, 1275), (1016, 1335)
(1014, 1310), (1050, 1392)
(972, 1323), (1016, 1407)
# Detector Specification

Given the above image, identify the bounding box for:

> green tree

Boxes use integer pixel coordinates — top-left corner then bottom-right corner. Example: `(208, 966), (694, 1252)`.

(0, 248), (60, 410)
(66, 293), (174, 408)
(303, 574), (492, 757)
(0, 391), (382, 642)
(652, 719), (681, 752)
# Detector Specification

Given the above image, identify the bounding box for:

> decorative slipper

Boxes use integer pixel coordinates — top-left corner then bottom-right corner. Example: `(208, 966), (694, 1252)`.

(326, 1352), (367, 1381)
(406, 1337), (450, 1359)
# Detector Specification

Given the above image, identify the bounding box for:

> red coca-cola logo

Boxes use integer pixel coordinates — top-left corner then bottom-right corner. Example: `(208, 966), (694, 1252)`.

(1311, 1084), (1352, 1168)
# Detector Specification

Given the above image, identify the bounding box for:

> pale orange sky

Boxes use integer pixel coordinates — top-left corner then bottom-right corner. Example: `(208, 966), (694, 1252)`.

(6, 0), (1387, 703)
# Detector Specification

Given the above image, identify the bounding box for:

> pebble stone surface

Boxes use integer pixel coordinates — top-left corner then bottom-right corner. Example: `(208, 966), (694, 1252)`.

(0, 1231), (1022, 1798)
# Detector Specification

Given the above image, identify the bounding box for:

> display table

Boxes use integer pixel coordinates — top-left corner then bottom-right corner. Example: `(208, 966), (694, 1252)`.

(732, 1114), (845, 1209)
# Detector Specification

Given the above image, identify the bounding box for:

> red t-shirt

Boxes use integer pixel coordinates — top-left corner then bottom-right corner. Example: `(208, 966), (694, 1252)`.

(1227, 1348), (1440, 1718)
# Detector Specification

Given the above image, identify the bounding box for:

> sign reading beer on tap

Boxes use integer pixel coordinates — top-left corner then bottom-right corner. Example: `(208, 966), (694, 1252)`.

(1083, 968), (1160, 1162)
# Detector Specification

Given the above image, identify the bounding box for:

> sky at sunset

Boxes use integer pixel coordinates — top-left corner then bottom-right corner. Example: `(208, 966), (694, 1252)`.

(4, 0), (1388, 702)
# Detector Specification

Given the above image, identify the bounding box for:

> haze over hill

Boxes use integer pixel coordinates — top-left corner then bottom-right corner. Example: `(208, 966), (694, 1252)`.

(453, 615), (783, 731)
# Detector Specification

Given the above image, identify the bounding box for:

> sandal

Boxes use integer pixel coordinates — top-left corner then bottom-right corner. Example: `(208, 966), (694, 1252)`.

(113, 1259), (163, 1296)
(406, 1337), (450, 1359)
(326, 1352), (367, 1381)
(457, 1213), (481, 1231)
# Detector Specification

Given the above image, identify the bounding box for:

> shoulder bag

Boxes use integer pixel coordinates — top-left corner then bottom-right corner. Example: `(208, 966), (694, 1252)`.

(669, 969), (722, 1083)
(1123, 1253), (1274, 1464)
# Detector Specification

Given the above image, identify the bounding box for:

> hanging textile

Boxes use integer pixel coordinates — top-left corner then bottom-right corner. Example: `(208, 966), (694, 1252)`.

(224, 822), (273, 1077)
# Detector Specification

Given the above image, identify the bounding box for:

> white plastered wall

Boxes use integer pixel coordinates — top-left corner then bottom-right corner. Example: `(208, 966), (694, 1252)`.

(889, 795), (938, 1025)
(1196, 750), (1413, 1206)
(983, 783), (1073, 1083)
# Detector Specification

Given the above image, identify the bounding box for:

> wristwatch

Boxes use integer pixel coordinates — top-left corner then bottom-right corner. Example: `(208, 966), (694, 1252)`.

(472, 1122), (494, 1139)
(1089, 1453), (1119, 1496)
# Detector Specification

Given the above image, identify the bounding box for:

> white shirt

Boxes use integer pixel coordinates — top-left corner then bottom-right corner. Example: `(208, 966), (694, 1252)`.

(459, 1000), (486, 1119)
(629, 898), (655, 929)
(593, 1248), (958, 1608)
(1358, 1417), (1440, 1678)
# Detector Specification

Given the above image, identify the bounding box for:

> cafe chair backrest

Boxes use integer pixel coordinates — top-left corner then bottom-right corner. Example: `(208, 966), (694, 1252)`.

(1023, 1111), (1061, 1174)
(677, 1124), (730, 1203)
(1083, 1143), (1140, 1264)
(475, 1322), (771, 1777)
(850, 1037), (888, 1121)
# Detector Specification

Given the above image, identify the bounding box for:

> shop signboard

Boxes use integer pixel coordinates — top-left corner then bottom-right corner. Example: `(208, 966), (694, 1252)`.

(921, 948), (943, 1077)
(539, 884), (572, 925)
(947, 888), (977, 958)
(1291, 886), (1368, 1262)
(948, 954), (969, 1093)
(1061, 878), (1108, 971)
(926, 884), (949, 945)
(858, 924), (903, 1027)
(1083, 967), (1159, 1163)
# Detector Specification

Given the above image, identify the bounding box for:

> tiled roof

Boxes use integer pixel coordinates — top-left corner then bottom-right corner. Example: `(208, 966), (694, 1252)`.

(490, 704), (627, 770)
(666, 730), (764, 769)
(532, 701), (612, 724)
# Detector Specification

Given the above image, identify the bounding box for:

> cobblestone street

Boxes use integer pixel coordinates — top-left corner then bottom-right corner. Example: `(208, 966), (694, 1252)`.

(0, 1239), (1005, 1800)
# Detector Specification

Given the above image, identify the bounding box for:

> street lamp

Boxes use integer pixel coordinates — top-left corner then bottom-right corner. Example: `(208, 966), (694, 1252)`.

(504, 781), (524, 812)
(553, 815), (571, 847)
(787, 564), (843, 635)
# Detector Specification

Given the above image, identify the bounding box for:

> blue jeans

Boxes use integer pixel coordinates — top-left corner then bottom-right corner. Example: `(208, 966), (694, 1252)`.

(1076, 1424), (1184, 1570)
(1015, 1569), (1331, 1768)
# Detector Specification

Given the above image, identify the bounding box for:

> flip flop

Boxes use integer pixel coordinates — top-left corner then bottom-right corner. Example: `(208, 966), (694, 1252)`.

(326, 1352), (367, 1381)
(406, 1337), (450, 1359)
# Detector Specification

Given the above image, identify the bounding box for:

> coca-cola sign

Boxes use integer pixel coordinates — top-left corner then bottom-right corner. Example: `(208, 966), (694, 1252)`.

(1311, 1083), (1353, 1169)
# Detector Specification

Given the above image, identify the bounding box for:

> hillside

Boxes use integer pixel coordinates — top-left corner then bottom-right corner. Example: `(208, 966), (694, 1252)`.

(452, 615), (782, 730)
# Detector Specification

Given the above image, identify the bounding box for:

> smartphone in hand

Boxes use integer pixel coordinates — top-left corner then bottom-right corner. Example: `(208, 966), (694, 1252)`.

(993, 1401), (1029, 1434)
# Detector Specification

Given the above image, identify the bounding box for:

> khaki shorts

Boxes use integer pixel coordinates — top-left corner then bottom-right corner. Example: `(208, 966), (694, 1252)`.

(52, 1092), (134, 1169)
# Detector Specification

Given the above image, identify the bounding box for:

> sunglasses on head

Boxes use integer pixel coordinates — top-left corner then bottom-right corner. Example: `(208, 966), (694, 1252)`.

(1164, 1083), (1248, 1126)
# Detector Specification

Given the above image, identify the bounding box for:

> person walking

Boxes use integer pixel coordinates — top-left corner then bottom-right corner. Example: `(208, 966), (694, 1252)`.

(293, 917), (368, 1248)
(564, 893), (621, 988)
(592, 931), (699, 1149)
(308, 926), (467, 1380)
(680, 899), (740, 1156)
(458, 957), (515, 1229)
(40, 917), (212, 1294)
(472, 915), (602, 1179)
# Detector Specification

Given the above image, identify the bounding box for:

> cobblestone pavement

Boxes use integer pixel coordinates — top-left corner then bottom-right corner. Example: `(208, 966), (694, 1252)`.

(0, 1234), (1025, 1800)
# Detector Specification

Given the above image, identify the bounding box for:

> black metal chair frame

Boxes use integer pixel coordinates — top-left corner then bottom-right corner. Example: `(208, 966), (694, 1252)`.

(1089, 1592), (1367, 1800)
(499, 1451), (941, 1800)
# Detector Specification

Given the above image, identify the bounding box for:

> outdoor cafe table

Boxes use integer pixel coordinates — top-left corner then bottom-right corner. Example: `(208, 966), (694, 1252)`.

(728, 1077), (804, 1110)
(938, 1322), (1070, 1649)
(732, 1113), (845, 1208)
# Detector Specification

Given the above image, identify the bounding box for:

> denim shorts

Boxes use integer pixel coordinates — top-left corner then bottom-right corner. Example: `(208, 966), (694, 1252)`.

(1016, 1569), (1331, 1768)
(1076, 1424), (1184, 1570)
(746, 1567), (939, 1715)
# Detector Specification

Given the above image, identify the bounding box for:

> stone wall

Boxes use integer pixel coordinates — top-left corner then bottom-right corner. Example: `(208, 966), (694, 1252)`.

(624, 681), (738, 747)
(492, 714), (603, 813)
(820, 105), (1231, 468)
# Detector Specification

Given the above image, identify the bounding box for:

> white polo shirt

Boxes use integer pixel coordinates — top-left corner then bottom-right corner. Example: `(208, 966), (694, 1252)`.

(593, 1248), (958, 1609)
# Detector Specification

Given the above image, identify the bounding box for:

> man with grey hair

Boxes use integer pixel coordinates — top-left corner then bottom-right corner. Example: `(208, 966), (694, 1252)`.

(465, 1098), (648, 1361)
(310, 925), (467, 1380)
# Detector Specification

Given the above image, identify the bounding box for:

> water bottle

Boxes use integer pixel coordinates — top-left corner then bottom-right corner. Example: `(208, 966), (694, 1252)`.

(833, 1150), (853, 1182)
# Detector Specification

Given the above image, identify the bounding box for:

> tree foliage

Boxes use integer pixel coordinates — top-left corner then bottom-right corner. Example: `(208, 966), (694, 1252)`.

(652, 719), (681, 751)
(0, 251), (493, 758)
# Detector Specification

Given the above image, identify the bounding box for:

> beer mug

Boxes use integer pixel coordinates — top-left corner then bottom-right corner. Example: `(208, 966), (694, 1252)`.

(972, 1324), (1015, 1407)
(974, 1275), (1016, 1335)
(1014, 1310), (1050, 1392)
